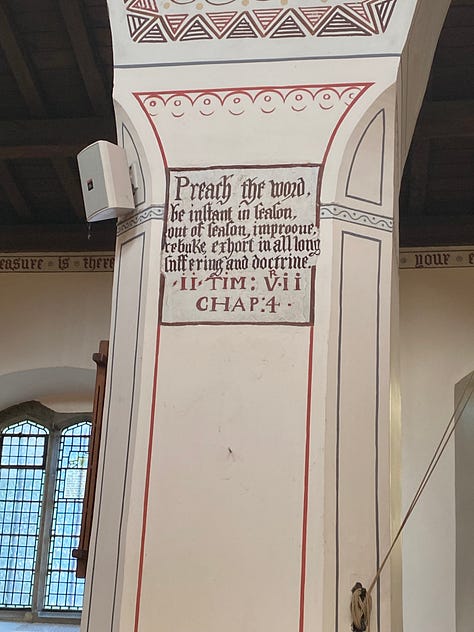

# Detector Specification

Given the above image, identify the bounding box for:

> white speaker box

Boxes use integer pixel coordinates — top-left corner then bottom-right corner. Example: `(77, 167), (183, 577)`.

(77, 141), (135, 222)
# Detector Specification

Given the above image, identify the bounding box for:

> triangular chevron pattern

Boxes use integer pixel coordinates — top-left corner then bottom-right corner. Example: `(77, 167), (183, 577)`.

(126, 0), (398, 43)
(226, 14), (260, 39)
(127, 0), (159, 16)
(316, 7), (374, 36)
(346, 1), (372, 21)
(269, 12), (307, 39)
(371, 0), (397, 31)
(127, 13), (152, 40)
(163, 14), (188, 35)
(299, 6), (330, 32)
(180, 17), (214, 41)
(141, 22), (167, 42)
(253, 8), (283, 31)
(207, 12), (238, 34)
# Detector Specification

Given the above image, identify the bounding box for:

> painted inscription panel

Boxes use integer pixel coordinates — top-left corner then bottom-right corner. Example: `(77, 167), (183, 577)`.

(161, 165), (320, 324)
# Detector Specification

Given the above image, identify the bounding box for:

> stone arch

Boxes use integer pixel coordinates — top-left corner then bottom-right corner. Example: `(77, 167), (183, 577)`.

(0, 367), (96, 413)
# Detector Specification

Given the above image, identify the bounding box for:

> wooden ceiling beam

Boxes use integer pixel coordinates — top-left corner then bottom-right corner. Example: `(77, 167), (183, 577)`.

(59, 0), (110, 116)
(407, 138), (431, 215)
(0, 3), (112, 228)
(0, 118), (116, 159)
(0, 4), (47, 117)
(418, 99), (474, 137)
(51, 158), (85, 221)
(0, 161), (32, 220)
(401, 217), (474, 247)
(0, 222), (116, 252)
(0, 145), (94, 160)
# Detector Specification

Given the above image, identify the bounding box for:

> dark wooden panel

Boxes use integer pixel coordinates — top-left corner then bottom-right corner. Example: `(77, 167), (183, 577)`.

(10, 8), (64, 34)
(401, 1), (474, 247)
(39, 69), (97, 117)
(444, 6), (474, 25)
(0, 160), (32, 220)
(430, 69), (474, 100)
(0, 222), (116, 252)
(433, 45), (474, 66)
(438, 26), (474, 47)
(428, 176), (474, 193)
(400, 218), (474, 247)
(5, 0), (57, 13)
(0, 117), (116, 159)
(417, 100), (474, 137)
(431, 162), (474, 177)
(26, 49), (77, 71)
(0, 79), (31, 118)
(0, 207), (18, 225)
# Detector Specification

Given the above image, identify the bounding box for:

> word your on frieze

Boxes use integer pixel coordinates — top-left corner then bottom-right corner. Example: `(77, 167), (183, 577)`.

(161, 165), (320, 324)
(400, 248), (474, 270)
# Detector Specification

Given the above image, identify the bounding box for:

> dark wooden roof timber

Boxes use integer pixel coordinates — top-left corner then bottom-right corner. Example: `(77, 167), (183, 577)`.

(0, 0), (116, 251)
(0, 0), (472, 251)
(399, 0), (474, 246)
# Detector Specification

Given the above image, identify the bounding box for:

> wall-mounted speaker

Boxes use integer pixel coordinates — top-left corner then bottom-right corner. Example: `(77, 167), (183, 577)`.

(77, 141), (135, 222)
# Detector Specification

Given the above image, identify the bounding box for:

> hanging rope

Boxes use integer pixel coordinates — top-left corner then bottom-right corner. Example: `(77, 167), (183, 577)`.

(350, 371), (474, 632)
(351, 582), (371, 631)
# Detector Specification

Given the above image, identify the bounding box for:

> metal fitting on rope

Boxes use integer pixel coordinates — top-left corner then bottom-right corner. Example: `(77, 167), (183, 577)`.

(351, 582), (372, 632)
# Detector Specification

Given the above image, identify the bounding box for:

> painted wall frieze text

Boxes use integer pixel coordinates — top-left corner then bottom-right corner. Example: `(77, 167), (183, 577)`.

(0, 254), (115, 274)
(400, 247), (474, 270)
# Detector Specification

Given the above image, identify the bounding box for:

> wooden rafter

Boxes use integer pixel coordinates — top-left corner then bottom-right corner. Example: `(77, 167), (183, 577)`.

(0, 223), (116, 252)
(400, 216), (474, 247)
(51, 158), (86, 220)
(418, 100), (474, 138)
(407, 138), (431, 215)
(59, 0), (110, 116)
(0, 118), (115, 160)
(0, 2), (113, 224)
(0, 4), (47, 117)
(0, 161), (32, 221)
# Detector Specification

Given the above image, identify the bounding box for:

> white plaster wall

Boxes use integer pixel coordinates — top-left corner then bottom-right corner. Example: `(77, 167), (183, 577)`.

(0, 270), (113, 411)
(400, 268), (474, 632)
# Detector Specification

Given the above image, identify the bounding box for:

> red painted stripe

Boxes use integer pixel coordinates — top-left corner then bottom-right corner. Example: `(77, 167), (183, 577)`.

(134, 323), (162, 632)
(299, 324), (314, 632)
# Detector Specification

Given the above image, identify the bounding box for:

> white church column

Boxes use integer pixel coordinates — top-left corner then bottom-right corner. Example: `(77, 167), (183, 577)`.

(80, 2), (450, 631)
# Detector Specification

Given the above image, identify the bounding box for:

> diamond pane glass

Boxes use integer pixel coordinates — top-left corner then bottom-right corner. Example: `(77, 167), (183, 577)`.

(0, 421), (48, 609)
(43, 421), (91, 611)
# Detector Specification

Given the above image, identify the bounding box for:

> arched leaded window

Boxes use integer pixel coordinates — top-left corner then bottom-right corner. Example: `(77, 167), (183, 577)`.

(0, 403), (91, 618)
(0, 421), (48, 608)
(44, 422), (91, 610)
